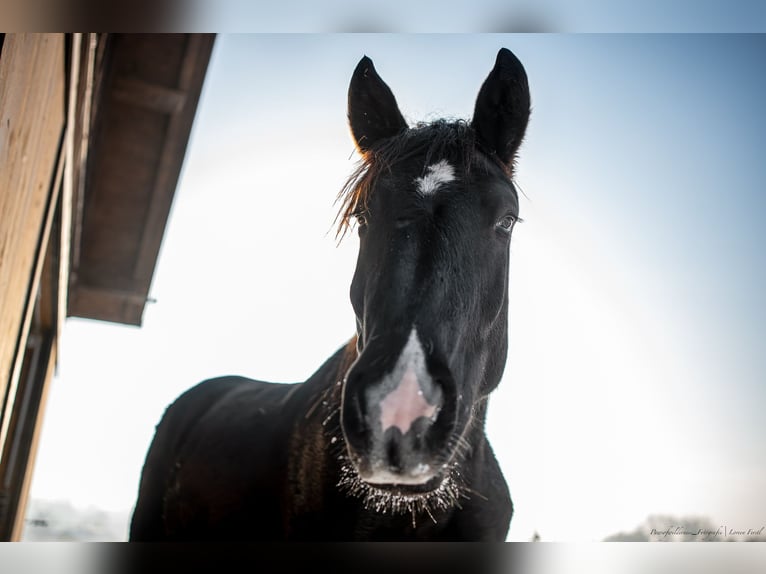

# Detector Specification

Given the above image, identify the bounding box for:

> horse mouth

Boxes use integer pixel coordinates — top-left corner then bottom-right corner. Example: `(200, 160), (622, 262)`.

(360, 458), (438, 483)
(361, 472), (445, 495)
(338, 456), (461, 516)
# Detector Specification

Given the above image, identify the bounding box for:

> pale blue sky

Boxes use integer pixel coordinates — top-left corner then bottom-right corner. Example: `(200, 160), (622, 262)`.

(27, 34), (766, 541)
(186, 2), (766, 32)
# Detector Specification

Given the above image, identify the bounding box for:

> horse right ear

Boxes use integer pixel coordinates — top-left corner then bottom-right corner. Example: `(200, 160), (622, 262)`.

(472, 48), (531, 168)
(348, 56), (408, 153)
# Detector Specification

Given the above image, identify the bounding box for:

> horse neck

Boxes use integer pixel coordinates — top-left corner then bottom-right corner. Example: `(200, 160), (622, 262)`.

(290, 335), (358, 449)
(282, 338), (357, 518)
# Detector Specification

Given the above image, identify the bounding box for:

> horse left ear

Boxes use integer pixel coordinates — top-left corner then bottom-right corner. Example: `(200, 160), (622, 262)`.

(348, 56), (408, 153)
(472, 48), (531, 168)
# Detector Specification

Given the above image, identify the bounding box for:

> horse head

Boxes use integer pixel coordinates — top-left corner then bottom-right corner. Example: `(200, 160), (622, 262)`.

(338, 48), (530, 511)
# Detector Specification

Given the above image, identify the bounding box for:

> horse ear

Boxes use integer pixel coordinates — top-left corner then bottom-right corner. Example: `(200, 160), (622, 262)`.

(472, 48), (531, 168)
(348, 56), (408, 153)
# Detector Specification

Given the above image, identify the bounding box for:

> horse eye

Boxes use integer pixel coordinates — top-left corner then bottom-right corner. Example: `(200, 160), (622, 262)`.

(355, 213), (368, 227)
(496, 214), (517, 233)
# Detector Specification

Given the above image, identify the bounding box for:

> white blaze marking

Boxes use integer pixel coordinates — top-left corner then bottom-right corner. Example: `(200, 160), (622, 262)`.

(414, 160), (455, 195)
(363, 328), (443, 486)
(380, 368), (437, 434)
(378, 329), (439, 434)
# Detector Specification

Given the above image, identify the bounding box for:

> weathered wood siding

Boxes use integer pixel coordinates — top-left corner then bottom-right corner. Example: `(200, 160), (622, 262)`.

(0, 34), (65, 415)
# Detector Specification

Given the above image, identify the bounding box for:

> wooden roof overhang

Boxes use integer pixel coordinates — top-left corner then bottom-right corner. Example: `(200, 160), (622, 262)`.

(67, 33), (215, 326)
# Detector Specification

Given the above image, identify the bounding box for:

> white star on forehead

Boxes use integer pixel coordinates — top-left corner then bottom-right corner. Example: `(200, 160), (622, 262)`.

(414, 160), (455, 195)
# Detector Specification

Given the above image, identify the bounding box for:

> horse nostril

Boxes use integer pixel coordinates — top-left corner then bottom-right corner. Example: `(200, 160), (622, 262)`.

(341, 369), (379, 457)
(423, 376), (444, 411)
(385, 434), (402, 472)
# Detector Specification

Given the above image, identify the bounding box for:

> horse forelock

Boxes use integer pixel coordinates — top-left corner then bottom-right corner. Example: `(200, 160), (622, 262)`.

(334, 119), (515, 240)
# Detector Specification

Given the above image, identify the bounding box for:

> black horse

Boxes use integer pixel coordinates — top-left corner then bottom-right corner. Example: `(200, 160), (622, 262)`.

(130, 47), (530, 542)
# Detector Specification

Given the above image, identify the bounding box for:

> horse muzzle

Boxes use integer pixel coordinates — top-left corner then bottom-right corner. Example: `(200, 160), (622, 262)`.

(340, 329), (457, 488)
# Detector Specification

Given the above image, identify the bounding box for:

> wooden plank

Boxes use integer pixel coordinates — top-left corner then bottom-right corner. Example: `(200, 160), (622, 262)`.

(0, 34), (65, 425)
(7, 173), (63, 539)
(0, 129), (65, 460)
(68, 284), (146, 325)
(111, 76), (187, 114)
(69, 33), (108, 288)
(57, 33), (87, 352)
(132, 34), (215, 289)
(0, 33), (67, 540)
(7, 335), (57, 541)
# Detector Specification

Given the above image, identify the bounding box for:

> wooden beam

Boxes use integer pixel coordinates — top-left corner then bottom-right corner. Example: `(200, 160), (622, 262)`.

(0, 33), (66, 462)
(69, 33), (107, 298)
(68, 284), (148, 326)
(0, 33), (67, 541)
(64, 33), (98, 345)
(0, 123), (65, 459)
(7, 329), (57, 540)
(132, 34), (215, 288)
(111, 76), (187, 114)
(8, 167), (63, 540)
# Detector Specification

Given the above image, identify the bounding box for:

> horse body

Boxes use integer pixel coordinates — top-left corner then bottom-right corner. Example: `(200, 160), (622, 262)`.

(130, 47), (530, 542)
(130, 341), (510, 540)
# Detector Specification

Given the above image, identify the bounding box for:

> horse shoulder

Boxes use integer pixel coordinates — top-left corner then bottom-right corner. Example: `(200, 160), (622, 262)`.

(136, 376), (304, 539)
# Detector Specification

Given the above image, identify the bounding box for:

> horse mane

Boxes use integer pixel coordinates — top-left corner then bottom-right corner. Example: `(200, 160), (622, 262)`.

(334, 119), (514, 240)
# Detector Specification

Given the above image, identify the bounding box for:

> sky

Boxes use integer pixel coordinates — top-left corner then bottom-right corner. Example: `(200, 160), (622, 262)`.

(185, 1), (766, 33)
(24, 34), (766, 542)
